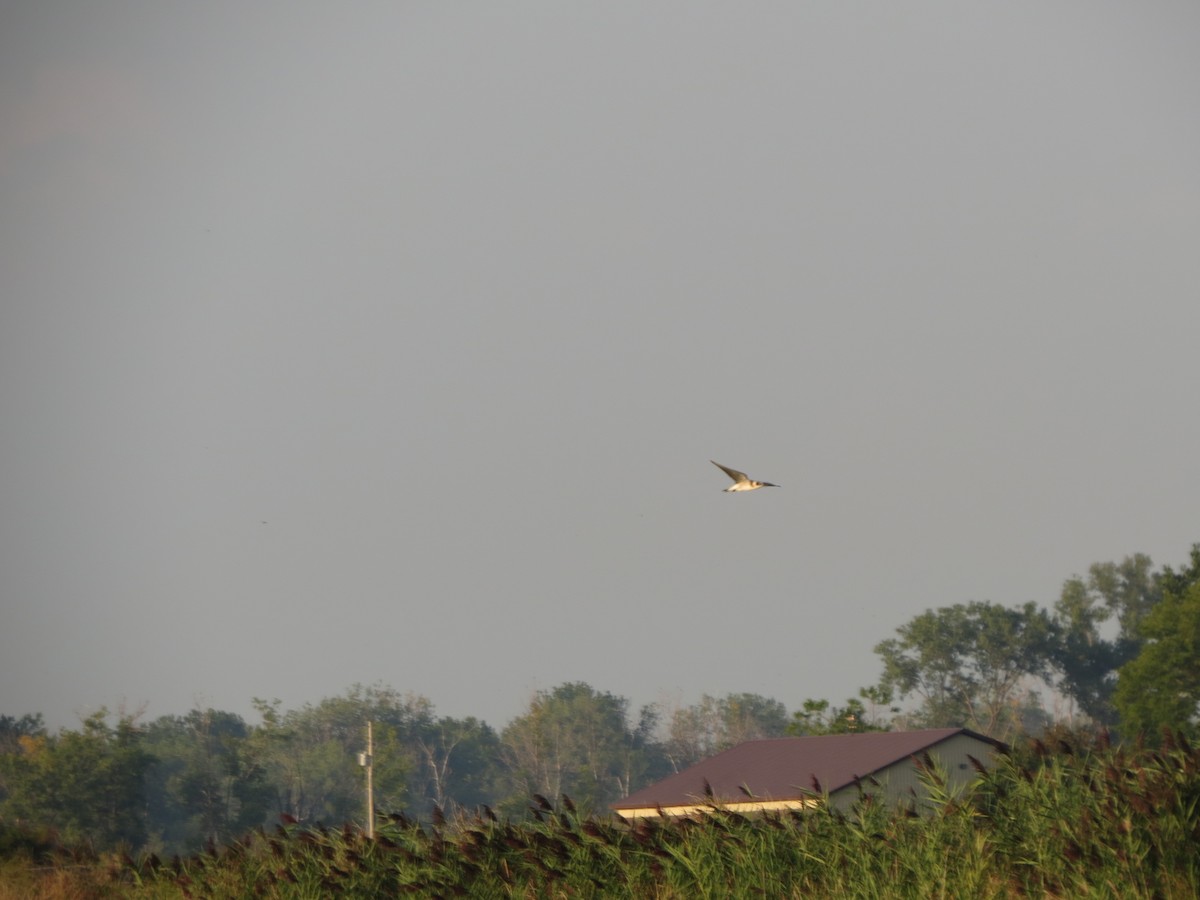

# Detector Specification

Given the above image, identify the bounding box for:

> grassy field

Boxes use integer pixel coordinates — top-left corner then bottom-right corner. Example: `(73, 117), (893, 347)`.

(2, 731), (1197, 898)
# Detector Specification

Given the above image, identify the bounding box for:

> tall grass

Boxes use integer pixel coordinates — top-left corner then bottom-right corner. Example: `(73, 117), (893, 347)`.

(3, 732), (1198, 898)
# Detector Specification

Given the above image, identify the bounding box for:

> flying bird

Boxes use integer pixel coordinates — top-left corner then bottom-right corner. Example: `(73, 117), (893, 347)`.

(711, 460), (779, 492)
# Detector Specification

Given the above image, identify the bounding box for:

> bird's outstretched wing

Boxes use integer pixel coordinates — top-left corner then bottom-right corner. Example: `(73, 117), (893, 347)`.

(711, 460), (749, 484)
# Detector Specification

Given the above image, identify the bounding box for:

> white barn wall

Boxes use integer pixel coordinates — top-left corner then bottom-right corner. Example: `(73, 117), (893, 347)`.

(828, 732), (1002, 812)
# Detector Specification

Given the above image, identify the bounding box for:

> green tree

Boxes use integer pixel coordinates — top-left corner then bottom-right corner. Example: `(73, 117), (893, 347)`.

(250, 684), (421, 825)
(0, 714), (44, 755)
(874, 601), (1056, 738)
(142, 708), (272, 853)
(499, 682), (657, 815)
(1154, 543), (1200, 603)
(1050, 553), (1160, 724)
(0, 710), (153, 849)
(787, 689), (894, 736)
(1113, 579), (1200, 740)
(409, 715), (503, 814)
(0, 714), (45, 810)
(659, 693), (789, 772)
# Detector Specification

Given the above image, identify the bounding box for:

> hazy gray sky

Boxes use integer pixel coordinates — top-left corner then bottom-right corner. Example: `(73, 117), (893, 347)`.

(3, 2), (1199, 732)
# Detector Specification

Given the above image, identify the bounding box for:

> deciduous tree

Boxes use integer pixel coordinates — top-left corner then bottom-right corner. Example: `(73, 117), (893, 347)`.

(787, 690), (894, 736)
(1114, 579), (1200, 740)
(249, 684), (420, 825)
(0, 709), (152, 849)
(659, 693), (789, 772)
(499, 682), (656, 815)
(1050, 554), (1159, 724)
(410, 715), (502, 814)
(874, 601), (1056, 738)
(142, 708), (271, 852)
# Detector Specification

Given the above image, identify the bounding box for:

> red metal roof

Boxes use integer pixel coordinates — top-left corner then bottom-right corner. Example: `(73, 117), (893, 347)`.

(614, 728), (1004, 809)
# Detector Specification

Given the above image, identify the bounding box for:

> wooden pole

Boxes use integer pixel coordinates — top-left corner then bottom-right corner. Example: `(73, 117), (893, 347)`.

(366, 719), (375, 839)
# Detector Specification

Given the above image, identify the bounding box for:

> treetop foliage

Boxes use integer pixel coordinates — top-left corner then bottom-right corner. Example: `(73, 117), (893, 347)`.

(870, 543), (1200, 741)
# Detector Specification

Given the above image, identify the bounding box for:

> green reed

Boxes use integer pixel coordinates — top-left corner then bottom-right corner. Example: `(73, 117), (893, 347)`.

(6, 731), (1198, 898)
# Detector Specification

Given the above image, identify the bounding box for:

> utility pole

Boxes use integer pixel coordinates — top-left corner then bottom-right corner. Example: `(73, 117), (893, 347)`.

(358, 720), (375, 838)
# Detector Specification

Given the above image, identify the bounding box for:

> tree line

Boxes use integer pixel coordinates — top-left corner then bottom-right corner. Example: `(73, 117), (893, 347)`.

(1, 544), (1197, 855)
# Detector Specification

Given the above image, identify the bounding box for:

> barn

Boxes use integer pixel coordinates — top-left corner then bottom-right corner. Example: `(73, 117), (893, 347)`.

(612, 727), (1006, 819)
